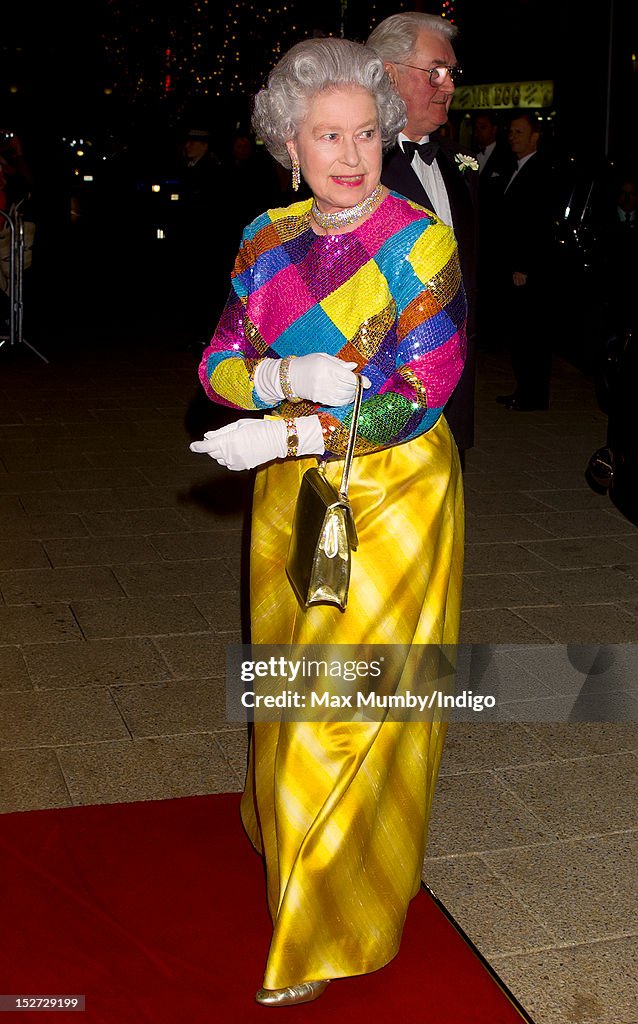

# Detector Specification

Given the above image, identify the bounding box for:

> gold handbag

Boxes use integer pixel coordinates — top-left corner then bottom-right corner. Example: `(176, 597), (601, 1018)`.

(286, 377), (363, 611)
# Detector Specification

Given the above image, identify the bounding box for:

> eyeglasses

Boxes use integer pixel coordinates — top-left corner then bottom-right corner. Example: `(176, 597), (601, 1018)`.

(395, 62), (463, 87)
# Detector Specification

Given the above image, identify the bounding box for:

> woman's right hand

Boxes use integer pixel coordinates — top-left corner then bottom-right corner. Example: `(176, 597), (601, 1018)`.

(289, 354), (370, 406)
(253, 353), (371, 407)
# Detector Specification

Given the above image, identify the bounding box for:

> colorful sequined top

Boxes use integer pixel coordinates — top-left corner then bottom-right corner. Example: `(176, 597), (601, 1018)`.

(199, 191), (466, 457)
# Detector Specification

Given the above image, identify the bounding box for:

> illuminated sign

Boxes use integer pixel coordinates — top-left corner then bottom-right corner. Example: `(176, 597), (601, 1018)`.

(452, 80), (554, 110)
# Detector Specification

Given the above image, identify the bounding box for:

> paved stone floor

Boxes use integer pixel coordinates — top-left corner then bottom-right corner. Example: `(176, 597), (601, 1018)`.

(1, 334), (637, 1024)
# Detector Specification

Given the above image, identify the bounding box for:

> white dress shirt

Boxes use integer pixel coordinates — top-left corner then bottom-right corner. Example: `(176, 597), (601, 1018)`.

(398, 131), (453, 228)
(504, 151), (536, 192)
(477, 140), (496, 175)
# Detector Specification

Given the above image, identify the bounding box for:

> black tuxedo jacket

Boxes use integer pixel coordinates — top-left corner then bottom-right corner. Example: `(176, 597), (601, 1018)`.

(479, 144), (515, 213)
(381, 141), (478, 450)
(499, 152), (554, 284)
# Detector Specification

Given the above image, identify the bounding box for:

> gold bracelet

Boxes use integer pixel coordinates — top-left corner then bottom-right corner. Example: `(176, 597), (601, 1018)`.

(284, 418), (299, 458)
(279, 355), (301, 403)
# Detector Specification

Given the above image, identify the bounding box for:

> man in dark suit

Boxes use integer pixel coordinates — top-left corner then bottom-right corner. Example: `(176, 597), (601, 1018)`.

(473, 112), (515, 350)
(366, 12), (478, 460)
(495, 113), (554, 411)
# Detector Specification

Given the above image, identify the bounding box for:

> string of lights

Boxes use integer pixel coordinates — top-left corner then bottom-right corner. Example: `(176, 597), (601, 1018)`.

(101, 2), (460, 104)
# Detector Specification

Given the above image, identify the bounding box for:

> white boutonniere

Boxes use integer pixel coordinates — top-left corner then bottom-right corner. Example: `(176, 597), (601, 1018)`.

(455, 153), (479, 173)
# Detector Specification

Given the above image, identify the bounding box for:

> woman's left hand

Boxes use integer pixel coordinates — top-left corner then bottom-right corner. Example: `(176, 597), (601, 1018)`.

(190, 416), (324, 471)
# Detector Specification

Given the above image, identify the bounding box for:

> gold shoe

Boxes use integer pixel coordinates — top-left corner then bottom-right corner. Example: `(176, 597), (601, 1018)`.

(255, 980), (330, 1007)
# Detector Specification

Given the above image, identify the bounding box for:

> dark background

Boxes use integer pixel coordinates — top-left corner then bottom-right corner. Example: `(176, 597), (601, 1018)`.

(2, 0), (637, 161)
(1, 0), (636, 363)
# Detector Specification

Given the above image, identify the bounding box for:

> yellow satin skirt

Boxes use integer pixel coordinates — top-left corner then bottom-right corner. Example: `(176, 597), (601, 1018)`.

(240, 416), (464, 989)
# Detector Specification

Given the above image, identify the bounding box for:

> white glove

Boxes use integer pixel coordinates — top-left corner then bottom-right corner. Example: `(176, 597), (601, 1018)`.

(253, 354), (370, 407)
(189, 416), (324, 471)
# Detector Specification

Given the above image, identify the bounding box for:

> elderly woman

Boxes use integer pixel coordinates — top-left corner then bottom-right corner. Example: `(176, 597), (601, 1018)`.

(190, 38), (466, 1008)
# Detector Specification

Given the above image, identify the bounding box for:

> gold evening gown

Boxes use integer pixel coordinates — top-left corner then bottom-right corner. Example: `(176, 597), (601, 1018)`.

(198, 193), (466, 988)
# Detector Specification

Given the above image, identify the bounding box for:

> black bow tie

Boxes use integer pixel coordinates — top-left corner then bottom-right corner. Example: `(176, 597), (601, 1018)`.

(402, 140), (439, 165)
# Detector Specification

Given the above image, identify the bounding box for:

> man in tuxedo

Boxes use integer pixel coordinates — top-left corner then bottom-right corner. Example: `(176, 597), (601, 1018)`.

(367, 12), (478, 460)
(495, 113), (554, 411)
(473, 112), (515, 350)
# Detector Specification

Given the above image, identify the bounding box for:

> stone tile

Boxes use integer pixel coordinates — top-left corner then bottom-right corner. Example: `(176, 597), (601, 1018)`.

(514, 604), (638, 643)
(83, 449), (183, 469)
(112, 559), (235, 598)
(422, 855), (552, 957)
(19, 490), (122, 514)
(148, 530), (244, 562)
(153, 633), (233, 680)
(44, 536), (163, 567)
(465, 515), (553, 544)
(490, 937), (638, 1024)
(53, 468), (148, 490)
(113, 486), (183, 509)
(464, 491), (551, 516)
(460, 609), (553, 644)
(0, 604), (82, 644)
(71, 595), (210, 639)
(427, 771), (554, 856)
(461, 574), (548, 611)
(465, 451), (542, 476)
(483, 833), (638, 945)
(528, 722), (638, 759)
(495, 752), (638, 837)
(193, 591), (243, 634)
(495, 691), (638, 726)
(0, 646), (33, 691)
(0, 566), (124, 605)
(0, 749), (71, 812)
(112, 680), (231, 737)
(0, 688), (129, 748)
(81, 508), (187, 536)
(439, 723), (556, 776)
(456, 646), (559, 705)
(500, 644), (638, 697)
(0, 512), (89, 540)
(525, 509), (637, 539)
(463, 543), (551, 574)
(616, 534), (638, 556)
(0, 538), (49, 570)
(0, 495), (24, 514)
(23, 638), (172, 688)
(214, 728), (250, 780)
(526, 450), (598, 472)
(57, 734), (242, 805)
(517, 568), (638, 604)
(1, 452), (94, 473)
(0, 472), (60, 493)
(175, 505), (247, 532)
(520, 536), (638, 569)
(520, 467), (601, 491)
(525, 489), (614, 512)
(463, 473), (547, 494)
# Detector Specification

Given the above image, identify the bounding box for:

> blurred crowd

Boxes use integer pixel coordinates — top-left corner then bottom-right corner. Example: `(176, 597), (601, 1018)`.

(1, 108), (636, 370)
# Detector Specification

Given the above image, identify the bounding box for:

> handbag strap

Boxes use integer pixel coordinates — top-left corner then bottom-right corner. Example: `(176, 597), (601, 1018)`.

(338, 375), (363, 498)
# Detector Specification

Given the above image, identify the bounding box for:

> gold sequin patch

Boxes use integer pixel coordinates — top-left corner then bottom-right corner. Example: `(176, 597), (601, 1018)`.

(398, 291), (441, 338)
(351, 300), (397, 360)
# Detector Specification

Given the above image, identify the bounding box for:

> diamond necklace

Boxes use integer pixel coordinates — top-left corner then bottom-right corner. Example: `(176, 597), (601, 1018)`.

(311, 183), (384, 230)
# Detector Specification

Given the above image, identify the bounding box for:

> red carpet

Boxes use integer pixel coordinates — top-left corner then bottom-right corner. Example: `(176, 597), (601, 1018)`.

(1, 794), (532, 1022)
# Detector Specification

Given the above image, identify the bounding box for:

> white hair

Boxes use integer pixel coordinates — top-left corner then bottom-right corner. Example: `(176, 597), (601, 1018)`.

(366, 12), (458, 66)
(252, 37), (407, 168)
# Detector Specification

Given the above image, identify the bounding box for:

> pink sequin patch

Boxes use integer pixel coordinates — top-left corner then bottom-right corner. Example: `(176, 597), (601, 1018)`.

(412, 336), (465, 408)
(248, 264), (315, 345)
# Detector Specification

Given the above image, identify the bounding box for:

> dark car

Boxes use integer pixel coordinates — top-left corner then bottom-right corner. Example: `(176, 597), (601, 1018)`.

(587, 324), (638, 526)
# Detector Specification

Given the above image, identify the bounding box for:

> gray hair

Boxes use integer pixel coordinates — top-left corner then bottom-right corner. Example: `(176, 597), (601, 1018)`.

(252, 37), (407, 168)
(366, 12), (458, 66)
